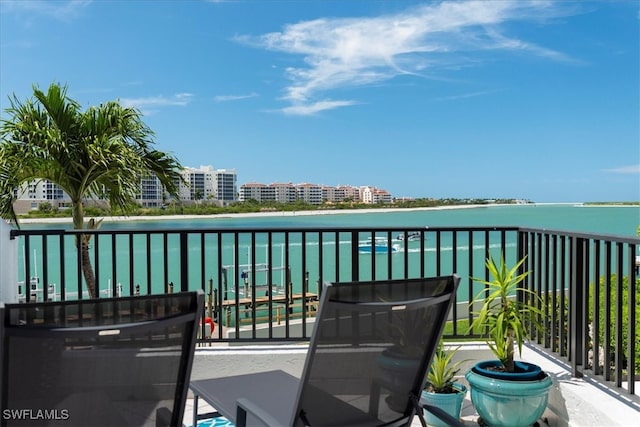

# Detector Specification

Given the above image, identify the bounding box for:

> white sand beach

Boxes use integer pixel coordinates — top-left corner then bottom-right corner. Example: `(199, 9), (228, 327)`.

(18, 204), (501, 225)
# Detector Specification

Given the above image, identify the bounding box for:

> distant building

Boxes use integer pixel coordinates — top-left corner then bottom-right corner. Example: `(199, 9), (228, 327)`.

(11, 166), (391, 213)
(336, 185), (360, 202)
(239, 183), (268, 202)
(272, 183), (297, 203)
(177, 166), (237, 206)
(239, 182), (297, 203)
(12, 180), (70, 213)
(296, 183), (323, 205)
(12, 165), (238, 213)
(360, 186), (392, 204)
(215, 169), (238, 205)
(138, 174), (164, 207)
(238, 182), (391, 204)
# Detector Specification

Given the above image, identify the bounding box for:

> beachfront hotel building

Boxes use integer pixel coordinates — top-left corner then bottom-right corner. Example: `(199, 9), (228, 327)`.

(238, 182), (391, 205)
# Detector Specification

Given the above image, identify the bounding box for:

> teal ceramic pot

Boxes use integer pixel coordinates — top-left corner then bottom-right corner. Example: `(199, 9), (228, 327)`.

(473, 360), (543, 381)
(465, 361), (553, 427)
(420, 383), (467, 427)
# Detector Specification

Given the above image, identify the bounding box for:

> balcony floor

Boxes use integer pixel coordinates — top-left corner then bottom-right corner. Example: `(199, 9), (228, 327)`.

(184, 343), (639, 427)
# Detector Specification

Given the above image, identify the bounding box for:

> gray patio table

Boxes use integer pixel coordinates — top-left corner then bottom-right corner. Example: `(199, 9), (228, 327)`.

(190, 370), (300, 426)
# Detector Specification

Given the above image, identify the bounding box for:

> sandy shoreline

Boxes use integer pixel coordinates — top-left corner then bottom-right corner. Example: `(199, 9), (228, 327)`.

(18, 204), (509, 224)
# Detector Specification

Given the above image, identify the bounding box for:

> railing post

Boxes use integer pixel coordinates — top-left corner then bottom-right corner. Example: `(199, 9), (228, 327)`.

(1, 222), (18, 303)
(351, 231), (359, 281)
(627, 244), (636, 394)
(180, 232), (188, 292)
(570, 237), (586, 377)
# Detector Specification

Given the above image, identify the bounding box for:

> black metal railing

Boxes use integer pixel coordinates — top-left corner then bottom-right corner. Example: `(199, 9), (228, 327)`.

(8, 225), (639, 397)
(517, 228), (638, 395)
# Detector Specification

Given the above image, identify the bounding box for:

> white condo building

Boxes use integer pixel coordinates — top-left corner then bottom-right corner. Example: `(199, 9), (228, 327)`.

(360, 186), (392, 204)
(238, 182), (390, 205)
(155, 165), (238, 207)
(11, 168), (390, 214)
(11, 180), (70, 213)
(12, 166), (238, 213)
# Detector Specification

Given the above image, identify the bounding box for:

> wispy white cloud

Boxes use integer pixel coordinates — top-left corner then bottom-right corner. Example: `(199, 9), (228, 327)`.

(214, 92), (258, 102)
(435, 90), (501, 102)
(120, 93), (194, 115)
(1, 0), (92, 22)
(602, 165), (640, 174)
(240, 0), (579, 116)
(281, 100), (358, 116)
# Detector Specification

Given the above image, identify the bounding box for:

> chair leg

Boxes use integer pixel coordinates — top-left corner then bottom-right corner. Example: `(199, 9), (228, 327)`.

(410, 395), (427, 427)
(193, 395), (198, 427)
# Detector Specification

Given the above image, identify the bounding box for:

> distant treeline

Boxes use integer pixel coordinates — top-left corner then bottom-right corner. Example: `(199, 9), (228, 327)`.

(21, 198), (527, 219)
(583, 202), (640, 206)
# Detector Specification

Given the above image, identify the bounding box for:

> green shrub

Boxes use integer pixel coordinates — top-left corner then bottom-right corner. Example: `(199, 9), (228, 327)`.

(589, 275), (640, 373)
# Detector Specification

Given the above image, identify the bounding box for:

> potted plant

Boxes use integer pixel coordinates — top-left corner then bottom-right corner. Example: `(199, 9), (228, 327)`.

(465, 254), (553, 427)
(420, 343), (467, 427)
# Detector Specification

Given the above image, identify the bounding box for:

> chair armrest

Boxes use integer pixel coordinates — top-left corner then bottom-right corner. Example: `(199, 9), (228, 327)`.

(422, 403), (466, 427)
(235, 398), (283, 427)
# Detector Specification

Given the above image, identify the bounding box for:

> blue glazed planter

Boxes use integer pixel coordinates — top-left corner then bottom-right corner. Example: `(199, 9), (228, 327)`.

(473, 360), (544, 381)
(465, 361), (553, 427)
(420, 383), (467, 427)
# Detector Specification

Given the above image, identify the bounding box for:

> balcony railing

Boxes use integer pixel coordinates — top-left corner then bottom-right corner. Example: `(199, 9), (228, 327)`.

(8, 225), (639, 398)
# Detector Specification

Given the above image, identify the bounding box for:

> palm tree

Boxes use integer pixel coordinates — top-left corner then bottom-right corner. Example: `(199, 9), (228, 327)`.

(0, 82), (183, 298)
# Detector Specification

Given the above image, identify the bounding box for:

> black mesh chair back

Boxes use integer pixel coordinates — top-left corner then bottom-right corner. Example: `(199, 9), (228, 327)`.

(291, 275), (460, 426)
(0, 291), (204, 427)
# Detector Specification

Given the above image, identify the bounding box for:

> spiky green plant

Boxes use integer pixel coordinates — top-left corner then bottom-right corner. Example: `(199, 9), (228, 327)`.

(425, 344), (466, 393)
(469, 254), (545, 372)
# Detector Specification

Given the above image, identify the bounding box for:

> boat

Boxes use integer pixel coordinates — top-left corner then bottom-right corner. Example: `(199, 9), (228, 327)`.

(358, 237), (401, 253)
(396, 232), (422, 241)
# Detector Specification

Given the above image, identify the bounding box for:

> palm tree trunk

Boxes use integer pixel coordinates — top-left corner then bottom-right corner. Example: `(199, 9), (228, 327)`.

(72, 199), (97, 299)
(80, 238), (97, 299)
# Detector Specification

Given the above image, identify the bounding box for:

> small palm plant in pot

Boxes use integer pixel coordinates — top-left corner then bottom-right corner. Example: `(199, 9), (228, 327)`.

(465, 254), (554, 427)
(421, 343), (467, 427)
(470, 253), (544, 374)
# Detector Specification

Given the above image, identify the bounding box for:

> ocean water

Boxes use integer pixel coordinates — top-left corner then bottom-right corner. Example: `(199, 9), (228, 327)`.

(99, 204), (640, 236)
(16, 204), (640, 302)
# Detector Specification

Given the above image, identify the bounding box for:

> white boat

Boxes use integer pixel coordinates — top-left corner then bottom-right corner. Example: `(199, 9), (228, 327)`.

(358, 237), (401, 253)
(396, 232), (422, 241)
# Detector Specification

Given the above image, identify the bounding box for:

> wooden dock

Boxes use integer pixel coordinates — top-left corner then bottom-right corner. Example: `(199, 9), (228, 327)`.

(219, 292), (317, 308)
(211, 292), (319, 326)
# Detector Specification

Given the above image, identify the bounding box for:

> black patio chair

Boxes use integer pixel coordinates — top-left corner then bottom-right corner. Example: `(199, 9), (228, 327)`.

(0, 290), (204, 427)
(190, 275), (463, 426)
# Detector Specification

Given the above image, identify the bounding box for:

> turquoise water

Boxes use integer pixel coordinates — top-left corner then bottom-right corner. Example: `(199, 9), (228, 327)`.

(97, 204), (639, 236)
(17, 204), (640, 302)
(23, 204), (638, 235)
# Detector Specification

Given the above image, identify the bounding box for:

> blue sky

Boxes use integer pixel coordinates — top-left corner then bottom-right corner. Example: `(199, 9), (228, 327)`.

(1, 0), (638, 203)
